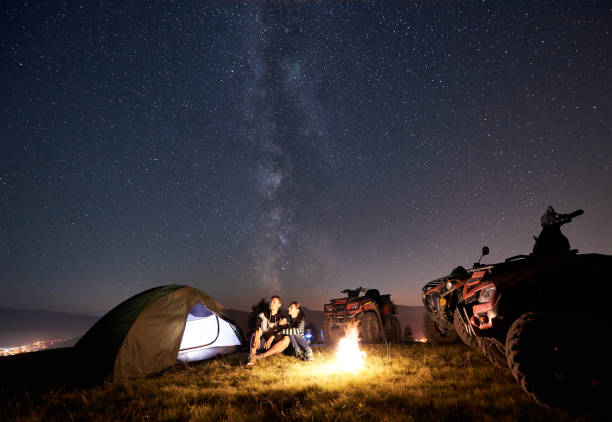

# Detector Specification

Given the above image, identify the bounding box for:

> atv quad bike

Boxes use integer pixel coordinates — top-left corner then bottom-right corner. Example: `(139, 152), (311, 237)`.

(323, 287), (401, 344)
(455, 208), (611, 413)
(421, 265), (475, 346)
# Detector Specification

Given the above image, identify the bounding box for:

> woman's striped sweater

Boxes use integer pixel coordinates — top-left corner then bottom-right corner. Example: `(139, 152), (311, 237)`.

(279, 313), (305, 336)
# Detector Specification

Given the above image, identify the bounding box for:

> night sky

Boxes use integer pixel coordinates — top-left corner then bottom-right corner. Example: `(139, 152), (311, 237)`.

(2, 1), (611, 315)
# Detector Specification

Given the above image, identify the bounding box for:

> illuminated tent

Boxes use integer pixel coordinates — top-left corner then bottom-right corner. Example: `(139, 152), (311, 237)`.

(75, 285), (244, 381)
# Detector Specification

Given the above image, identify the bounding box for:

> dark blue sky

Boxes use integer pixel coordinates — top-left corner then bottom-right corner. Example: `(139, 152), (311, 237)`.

(2, 1), (611, 314)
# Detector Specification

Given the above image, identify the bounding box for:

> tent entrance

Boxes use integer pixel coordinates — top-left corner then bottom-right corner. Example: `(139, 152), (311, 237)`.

(177, 303), (241, 362)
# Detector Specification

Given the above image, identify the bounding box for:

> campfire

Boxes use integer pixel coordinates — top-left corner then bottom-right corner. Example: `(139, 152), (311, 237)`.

(334, 321), (366, 372)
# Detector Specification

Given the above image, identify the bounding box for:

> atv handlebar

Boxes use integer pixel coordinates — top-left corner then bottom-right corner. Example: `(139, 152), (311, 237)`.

(341, 287), (365, 294)
(567, 209), (584, 219)
(554, 209), (584, 226)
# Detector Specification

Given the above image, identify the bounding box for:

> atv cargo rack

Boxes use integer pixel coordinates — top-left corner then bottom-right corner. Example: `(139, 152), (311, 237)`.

(421, 276), (450, 293)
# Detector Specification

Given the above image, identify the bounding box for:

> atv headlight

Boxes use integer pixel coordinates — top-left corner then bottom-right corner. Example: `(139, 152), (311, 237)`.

(446, 281), (453, 290)
(478, 286), (496, 303)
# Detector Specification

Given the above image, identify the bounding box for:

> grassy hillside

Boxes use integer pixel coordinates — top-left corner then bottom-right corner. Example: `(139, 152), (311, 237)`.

(1, 344), (573, 421)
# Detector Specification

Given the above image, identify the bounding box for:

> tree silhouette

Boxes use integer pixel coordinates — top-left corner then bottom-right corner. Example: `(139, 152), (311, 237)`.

(403, 324), (415, 343)
(248, 298), (269, 333)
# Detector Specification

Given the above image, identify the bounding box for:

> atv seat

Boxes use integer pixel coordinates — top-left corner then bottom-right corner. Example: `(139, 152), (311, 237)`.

(365, 289), (380, 299)
(365, 290), (392, 310)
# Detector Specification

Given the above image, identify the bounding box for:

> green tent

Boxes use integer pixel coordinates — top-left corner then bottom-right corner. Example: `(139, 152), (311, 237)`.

(75, 285), (244, 381)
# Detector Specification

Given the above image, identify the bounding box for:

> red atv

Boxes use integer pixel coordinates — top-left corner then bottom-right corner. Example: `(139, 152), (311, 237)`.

(455, 208), (611, 413)
(323, 287), (401, 344)
(421, 264), (476, 346)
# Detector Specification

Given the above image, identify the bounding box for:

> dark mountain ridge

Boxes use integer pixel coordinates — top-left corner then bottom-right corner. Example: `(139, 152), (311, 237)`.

(0, 308), (99, 347)
(1, 304), (425, 348)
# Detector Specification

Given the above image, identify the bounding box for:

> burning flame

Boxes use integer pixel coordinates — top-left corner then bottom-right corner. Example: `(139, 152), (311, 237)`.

(335, 323), (366, 372)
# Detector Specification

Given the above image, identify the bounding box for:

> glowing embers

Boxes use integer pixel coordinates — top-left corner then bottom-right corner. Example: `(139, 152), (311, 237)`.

(334, 323), (367, 372)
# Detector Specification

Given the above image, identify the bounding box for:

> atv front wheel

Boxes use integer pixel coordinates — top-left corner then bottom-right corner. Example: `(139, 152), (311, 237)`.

(453, 308), (478, 348)
(359, 312), (381, 343)
(505, 312), (605, 412)
(422, 311), (459, 344)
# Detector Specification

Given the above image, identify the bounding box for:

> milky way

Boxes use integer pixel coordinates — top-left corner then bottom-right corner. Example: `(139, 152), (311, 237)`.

(1, 1), (611, 313)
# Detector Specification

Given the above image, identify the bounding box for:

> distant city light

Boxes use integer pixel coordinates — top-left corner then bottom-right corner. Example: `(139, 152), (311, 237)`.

(0, 338), (66, 357)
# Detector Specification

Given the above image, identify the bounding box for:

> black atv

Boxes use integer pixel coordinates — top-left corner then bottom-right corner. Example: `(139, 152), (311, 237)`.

(456, 208), (611, 413)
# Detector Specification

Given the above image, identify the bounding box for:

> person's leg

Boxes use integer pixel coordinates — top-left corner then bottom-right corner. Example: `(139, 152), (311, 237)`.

(294, 335), (314, 360)
(289, 335), (304, 359)
(247, 330), (263, 366)
(250, 329), (262, 356)
(304, 346), (314, 361)
(257, 336), (290, 358)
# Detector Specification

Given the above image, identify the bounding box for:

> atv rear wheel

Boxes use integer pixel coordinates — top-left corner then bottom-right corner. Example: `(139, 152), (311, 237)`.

(505, 312), (605, 412)
(383, 316), (401, 343)
(453, 308), (478, 348)
(477, 337), (507, 368)
(359, 312), (381, 343)
(422, 311), (459, 344)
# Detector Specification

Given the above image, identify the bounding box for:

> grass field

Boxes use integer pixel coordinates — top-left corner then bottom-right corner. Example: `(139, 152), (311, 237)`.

(1, 343), (573, 421)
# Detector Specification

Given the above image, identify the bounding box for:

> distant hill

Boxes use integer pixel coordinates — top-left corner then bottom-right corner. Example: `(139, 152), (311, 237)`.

(224, 309), (251, 339)
(395, 305), (425, 339)
(0, 308), (99, 348)
(226, 304), (425, 342)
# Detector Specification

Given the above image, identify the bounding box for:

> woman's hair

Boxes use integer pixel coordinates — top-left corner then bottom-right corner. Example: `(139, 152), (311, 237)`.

(290, 301), (305, 325)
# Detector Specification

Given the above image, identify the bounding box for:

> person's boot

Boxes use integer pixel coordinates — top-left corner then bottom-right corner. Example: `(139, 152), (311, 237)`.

(304, 348), (315, 361)
(246, 353), (258, 367)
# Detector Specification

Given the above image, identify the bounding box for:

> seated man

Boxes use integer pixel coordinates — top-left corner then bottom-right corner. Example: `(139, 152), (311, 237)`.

(247, 295), (290, 366)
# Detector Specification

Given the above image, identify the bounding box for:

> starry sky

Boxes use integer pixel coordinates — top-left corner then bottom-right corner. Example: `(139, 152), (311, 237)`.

(1, 1), (611, 315)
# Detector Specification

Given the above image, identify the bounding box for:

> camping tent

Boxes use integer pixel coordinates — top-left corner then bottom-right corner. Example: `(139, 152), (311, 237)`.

(75, 285), (244, 381)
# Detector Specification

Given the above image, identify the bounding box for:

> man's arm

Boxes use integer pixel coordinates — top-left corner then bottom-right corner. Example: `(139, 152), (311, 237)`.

(264, 335), (274, 350)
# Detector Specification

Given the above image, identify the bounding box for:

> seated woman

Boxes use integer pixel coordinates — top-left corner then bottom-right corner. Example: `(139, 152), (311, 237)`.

(278, 301), (314, 361)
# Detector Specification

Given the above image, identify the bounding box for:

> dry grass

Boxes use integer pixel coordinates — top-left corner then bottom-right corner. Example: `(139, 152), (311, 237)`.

(1, 344), (571, 421)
